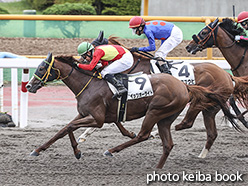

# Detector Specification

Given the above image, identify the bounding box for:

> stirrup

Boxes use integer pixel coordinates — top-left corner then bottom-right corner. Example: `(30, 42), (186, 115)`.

(112, 87), (127, 99)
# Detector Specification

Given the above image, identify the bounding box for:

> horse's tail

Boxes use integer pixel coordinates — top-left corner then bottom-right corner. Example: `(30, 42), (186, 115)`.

(231, 75), (248, 108)
(187, 85), (242, 132)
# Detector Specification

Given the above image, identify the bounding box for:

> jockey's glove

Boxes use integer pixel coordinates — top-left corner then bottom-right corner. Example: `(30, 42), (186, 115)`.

(73, 62), (79, 67)
(130, 47), (139, 52)
(235, 35), (242, 41)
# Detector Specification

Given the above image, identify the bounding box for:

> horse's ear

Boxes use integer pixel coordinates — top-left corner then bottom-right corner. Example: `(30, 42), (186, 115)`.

(46, 52), (53, 62)
(212, 18), (219, 27)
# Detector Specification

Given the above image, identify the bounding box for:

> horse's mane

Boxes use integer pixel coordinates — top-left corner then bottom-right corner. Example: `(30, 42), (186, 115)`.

(219, 18), (248, 47)
(55, 55), (79, 66)
(219, 18), (244, 36)
(108, 36), (150, 60)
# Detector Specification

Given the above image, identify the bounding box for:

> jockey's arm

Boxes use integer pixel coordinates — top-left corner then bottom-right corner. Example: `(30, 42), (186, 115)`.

(235, 35), (248, 41)
(77, 52), (103, 71)
(138, 31), (156, 52)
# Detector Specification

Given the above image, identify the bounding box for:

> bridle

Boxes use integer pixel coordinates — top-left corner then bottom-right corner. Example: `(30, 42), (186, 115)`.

(34, 57), (74, 85)
(192, 23), (219, 49)
(191, 20), (247, 72)
(192, 22), (237, 50)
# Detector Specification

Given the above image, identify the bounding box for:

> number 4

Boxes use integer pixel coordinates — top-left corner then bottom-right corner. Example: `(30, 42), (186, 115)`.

(178, 65), (190, 77)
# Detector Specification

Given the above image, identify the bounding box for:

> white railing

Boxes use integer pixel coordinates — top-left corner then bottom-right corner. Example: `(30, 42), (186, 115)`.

(0, 55), (42, 128)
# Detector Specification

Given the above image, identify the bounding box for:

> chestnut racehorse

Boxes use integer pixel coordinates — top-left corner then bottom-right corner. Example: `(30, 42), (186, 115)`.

(26, 53), (236, 168)
(186, 17), (248, 123)
(83, 37), (247, 158)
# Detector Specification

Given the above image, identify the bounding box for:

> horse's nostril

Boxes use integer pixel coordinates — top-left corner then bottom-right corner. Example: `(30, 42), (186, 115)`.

(26, 84), (31, 89)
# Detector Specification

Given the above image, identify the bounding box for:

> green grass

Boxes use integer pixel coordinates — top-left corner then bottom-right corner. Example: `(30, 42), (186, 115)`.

(0, 0), (41, 14)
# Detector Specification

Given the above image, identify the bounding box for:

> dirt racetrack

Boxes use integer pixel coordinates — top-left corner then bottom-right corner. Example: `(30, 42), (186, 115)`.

(0, 37), (248, 186)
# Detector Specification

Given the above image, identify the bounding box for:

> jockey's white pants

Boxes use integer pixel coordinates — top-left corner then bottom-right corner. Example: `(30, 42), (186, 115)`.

(101, 51), (134, 78)
(155, 25), (183, 59)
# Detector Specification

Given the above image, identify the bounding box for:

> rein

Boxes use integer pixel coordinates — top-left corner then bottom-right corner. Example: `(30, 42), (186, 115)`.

(75, 71), (98, 98)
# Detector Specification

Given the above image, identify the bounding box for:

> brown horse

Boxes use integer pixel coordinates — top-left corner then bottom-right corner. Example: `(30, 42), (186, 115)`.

(186, 18), (248, 122)
(186, 18), (248, 77)
(107, 37), (248, 158)
(26, 53), (236, 168)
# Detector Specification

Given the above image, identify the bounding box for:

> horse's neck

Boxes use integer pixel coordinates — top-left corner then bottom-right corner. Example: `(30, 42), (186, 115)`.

(218, 28), (248, 76)
(55, 61), (98, 96)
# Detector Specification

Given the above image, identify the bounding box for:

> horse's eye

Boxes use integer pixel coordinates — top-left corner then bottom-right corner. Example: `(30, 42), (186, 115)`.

(201, 30), (208, 36)
(39, 66), (44, 72)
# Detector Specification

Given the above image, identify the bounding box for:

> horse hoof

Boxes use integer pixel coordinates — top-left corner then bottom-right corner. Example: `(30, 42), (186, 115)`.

(75, 151), (81, 159)
(77, 137), (86, 143)
(30, 150), (39, 156)
(103, 150), (113, 157)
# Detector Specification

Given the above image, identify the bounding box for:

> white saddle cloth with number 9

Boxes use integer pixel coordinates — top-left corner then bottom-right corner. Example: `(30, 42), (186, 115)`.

(107, 73), (154, 100)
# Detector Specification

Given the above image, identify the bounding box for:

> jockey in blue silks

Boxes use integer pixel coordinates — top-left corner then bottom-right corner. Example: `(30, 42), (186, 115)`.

(129, 16), (183, 74)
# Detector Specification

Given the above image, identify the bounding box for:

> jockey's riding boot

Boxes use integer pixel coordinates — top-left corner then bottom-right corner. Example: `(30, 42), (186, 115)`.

(104, 74), (127, 97)
(155, 61), (172, 75)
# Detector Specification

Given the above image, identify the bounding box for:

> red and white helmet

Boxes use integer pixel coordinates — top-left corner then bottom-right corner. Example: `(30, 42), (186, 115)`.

(129, 16), (145, 28)
(237, 11), (248, 23)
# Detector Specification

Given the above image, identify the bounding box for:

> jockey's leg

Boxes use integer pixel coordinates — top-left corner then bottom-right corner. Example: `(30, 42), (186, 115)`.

(101, 52), (133, 96)
(104, 74), (127, 96)
(155, 25), (183, 75)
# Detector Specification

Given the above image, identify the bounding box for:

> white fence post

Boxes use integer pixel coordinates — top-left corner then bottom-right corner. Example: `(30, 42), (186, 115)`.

(20, 69), (29, 128)
(0, 68), (3, 112)
(11, 68), (18, 126)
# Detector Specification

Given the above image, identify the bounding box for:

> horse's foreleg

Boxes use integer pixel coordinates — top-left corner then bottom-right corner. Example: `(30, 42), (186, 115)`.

(198, 107), (219, 158)
(30, 125), (70, 156)
(229, 95), (248, 128)
(175, 105), (201, 131)
(30, 114), (83, 156)
(30, 114), (101, 158)
(66, 114), (103, 159)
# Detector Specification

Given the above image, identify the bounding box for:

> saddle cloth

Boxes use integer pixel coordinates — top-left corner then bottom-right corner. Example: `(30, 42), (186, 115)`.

(150, 61), (196, 85)
(107, 73), (154, 100)
(107, 73), (154, 122)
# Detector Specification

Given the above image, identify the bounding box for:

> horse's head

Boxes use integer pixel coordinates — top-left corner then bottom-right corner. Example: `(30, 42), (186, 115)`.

(186, 18), (219, 54)
(26, 52), (59, 93)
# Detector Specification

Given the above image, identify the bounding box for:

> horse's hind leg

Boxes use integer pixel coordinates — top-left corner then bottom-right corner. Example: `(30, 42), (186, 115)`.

(114, 122), (136, 138)
(77, 122), (136, 143)
(198, 107), (220, 158)
(175, 105), (201, 130)
(156, 113), (181, 168)
(78, 128), (97, 143)
(104, 113), (157, 156)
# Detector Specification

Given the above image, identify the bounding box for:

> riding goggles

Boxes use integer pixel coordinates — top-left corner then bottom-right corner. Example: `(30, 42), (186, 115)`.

(132, 28), (138, 35)
(241, 21), (248, 27)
